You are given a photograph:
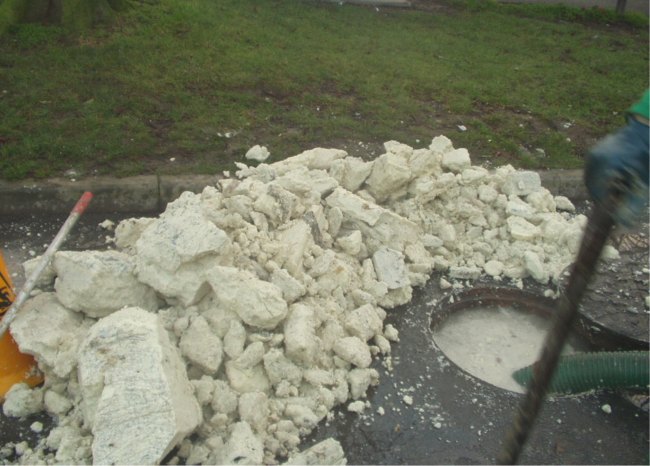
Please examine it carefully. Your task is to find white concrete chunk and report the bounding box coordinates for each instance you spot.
[334,157,373,192]
[225,361,271,394]
[211,380,239,415]
[284,304,319,366]
[285,438,347,465]
[554,195,576,212]
[333,337,372,368]
[2,383,43,418]
[276,220,313,276]
[347,368,379,400]
[179,315,223,374]
[478,184,498,204]
[372,247,409,289]
[506,198,535,220]
[441,148,471,173]
[44,390,73,416]
[263,348,303,386]
[10,292,88,378]
[78,307,201,465]
[274,148,347,175]
[114,217,155,251]
[461,167,488,184]
[223,320,247,359]
[429,135,454,154]
[220,422,264,465]
[207,266,288,330]
[54,250,158,318]
[507,216,541,241]
[326,187,384,225]
[524,251,548,283]
[271,267,307,303]
[245,145,270,162]
[239,392,269,433]
[136,200,232,305]
[484,260,504,277]
[449,266,482,280]
[344,304,383,341]
[502,171,542,196]
[365,152,412,202]
[336,230,362,256]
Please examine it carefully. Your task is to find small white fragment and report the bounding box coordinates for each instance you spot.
[601,404,612,414]
[384,324,399,342]
[99,219,115,230]
[403,395,413,406]
[245,145,270,162]
[30,421,44,433]
[347,401,366,413]
[2,383,43,418]
[554,196,575,212]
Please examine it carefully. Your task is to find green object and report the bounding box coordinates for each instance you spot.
[513,351,650,394]
[629,89,650,120]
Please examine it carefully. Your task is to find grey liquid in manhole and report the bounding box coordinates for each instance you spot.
[432,306,590,393]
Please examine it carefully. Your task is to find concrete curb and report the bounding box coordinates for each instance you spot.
[0,170,588,216]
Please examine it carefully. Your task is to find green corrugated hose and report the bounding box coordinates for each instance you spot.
[513,351,650,394]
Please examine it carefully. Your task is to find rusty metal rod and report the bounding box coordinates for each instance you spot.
[497,191,619,464]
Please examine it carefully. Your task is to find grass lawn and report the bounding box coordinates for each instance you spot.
[0,0,647,180]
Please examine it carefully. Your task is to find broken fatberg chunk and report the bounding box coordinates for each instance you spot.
[207,265,288,329]
[77,307,201,465]
[285,438,347,465]
[53,250,159,318]
[135,193,233,306]
[10,292,89,378]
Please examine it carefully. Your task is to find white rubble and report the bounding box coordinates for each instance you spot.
[77,307,201,465]
[2,383,43,418]
[365,150,411,202]
[372,247,409,290]
[10,293,90,378]
[4,136,606,465]
[179,315,223,374]
[114,217,155,250]
[207,266,288,329]
[285,438,346,465]
[441,148,471,173]
[219,422,264,465]
[135,194,233,306]
[245,144,270,162]
[554,195,575,212]
[53,250,158,318]
[501,170,542,196]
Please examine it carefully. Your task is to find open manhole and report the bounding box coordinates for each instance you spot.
[430,287,643,394]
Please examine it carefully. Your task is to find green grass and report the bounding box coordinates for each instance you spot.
[0,0,647,180]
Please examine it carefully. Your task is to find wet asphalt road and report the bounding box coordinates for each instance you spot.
[1,210,648,464]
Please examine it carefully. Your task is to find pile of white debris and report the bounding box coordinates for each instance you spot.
[1,136,616,465]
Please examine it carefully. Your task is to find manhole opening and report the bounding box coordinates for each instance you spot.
[430,287,639,394]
